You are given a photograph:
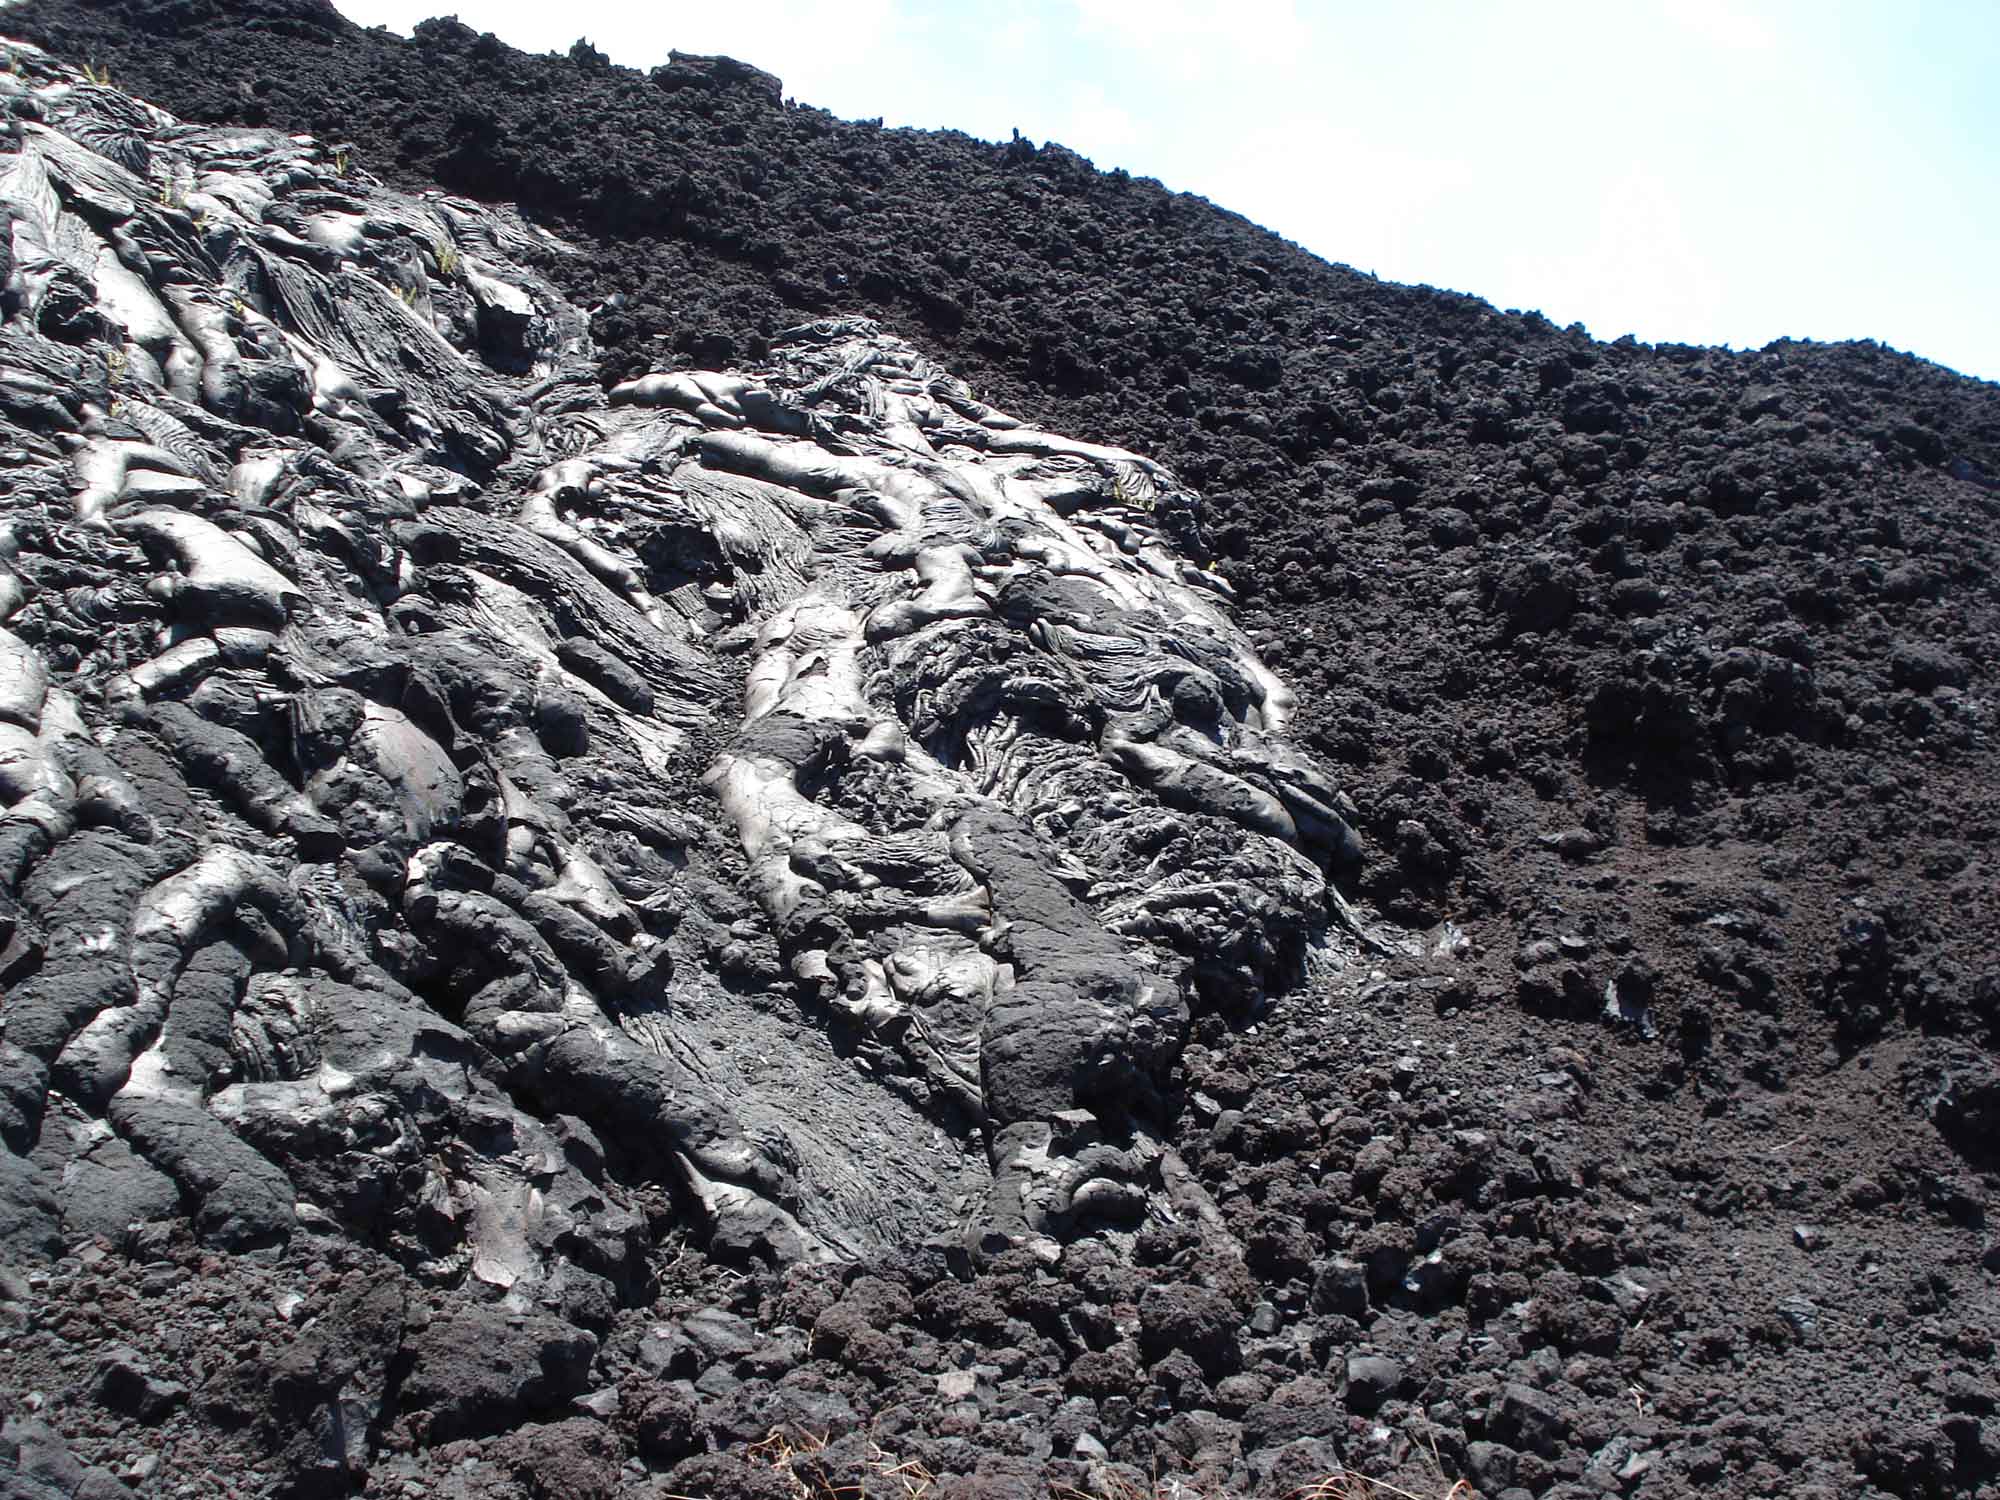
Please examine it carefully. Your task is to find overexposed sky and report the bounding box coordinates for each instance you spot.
[334,0,1999,383]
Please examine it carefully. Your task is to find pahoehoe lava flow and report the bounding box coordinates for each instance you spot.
[0,6,1998,1500]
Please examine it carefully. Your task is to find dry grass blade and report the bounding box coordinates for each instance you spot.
[1045,1470,1476,1500]
[660,1426,942,1500]
[867,1438,938,1500]
[1287,1476,1475,1500]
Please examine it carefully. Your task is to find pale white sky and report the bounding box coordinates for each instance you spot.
[335,0,1999,383]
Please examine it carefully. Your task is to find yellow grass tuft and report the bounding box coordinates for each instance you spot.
[665,1429,1472,1500]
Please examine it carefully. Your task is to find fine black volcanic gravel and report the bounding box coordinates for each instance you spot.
[4,4,1998,1498]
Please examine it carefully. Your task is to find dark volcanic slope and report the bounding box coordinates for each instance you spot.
[4,3,2000,1499]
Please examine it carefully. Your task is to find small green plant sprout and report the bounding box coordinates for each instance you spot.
[430,234,460,279]
[81,61,112,86]
[331,146,350,176]
[103,346,128,386]
[395,283,420,308]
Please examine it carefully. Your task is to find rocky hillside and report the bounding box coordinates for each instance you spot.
[1,5,1997,1500]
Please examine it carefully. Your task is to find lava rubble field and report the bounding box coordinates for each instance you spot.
[0,5,1996,1500]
